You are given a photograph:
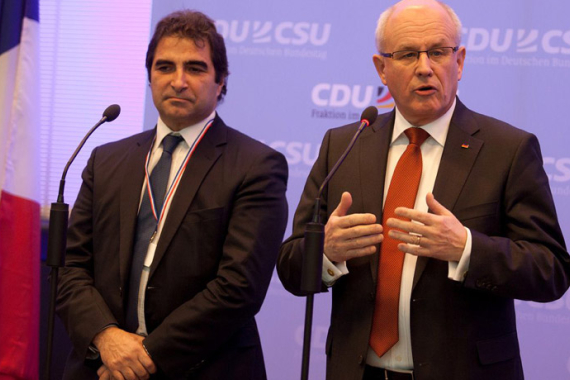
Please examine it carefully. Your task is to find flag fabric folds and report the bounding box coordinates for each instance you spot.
[0,0,41,379]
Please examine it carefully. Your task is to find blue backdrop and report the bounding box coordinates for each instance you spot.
[142,1,570,379]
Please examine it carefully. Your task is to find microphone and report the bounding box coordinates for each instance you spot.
[299,106,378,380]
[57,104,121,202]
[103,103,121,122]
[313,106,378,217]
[44,104,121,380]
[302,105,378,292]
[48,103,121,268]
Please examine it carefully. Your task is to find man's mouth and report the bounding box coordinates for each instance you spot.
[166,96,193,103]
[414,85,436,95]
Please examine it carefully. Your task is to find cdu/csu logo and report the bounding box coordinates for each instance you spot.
[463,27,570,54]
[311,83,394,111]
[216,20,332,46]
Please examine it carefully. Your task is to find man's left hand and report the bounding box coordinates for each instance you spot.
[386,193,466,262]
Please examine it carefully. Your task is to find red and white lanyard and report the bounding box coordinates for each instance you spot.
[143,118,214,229]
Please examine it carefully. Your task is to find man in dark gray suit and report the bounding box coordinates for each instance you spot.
[278,1,570,379]
[57,10,288,380]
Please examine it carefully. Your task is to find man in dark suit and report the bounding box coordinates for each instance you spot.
[277,0,570,379]
[56,10,288,380]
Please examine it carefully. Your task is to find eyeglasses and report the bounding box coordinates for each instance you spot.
[380,46,458,64]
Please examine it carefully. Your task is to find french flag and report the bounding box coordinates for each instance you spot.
[0,1,41,379]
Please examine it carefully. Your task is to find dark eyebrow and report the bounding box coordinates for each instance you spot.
[153,59,209,70]
[154,59,174,67]
[184,60,208,70]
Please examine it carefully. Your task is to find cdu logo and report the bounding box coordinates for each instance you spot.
[311,83,394,109]
[463,27,570,54]
[216,20,332,46]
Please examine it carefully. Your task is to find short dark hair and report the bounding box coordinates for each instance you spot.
[146,10,229,101]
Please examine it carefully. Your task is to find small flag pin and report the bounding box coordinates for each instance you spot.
[461,143,469,149]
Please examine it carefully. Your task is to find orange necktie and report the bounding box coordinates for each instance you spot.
[369,127,430,357]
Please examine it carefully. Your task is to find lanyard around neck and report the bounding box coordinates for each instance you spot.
[143,118,214,225]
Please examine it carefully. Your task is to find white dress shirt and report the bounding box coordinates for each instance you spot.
[134,110,216,336]
[321,99,473,370]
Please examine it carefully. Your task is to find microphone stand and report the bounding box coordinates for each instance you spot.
[43,105,120,380]
[300,107,376,380]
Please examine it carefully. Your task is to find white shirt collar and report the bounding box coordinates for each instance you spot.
[392,97,457,147]
[154,110,217,150]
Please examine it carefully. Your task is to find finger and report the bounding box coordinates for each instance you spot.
[426,192,451,216]
[335,213,379,229]
[389,230,424,246]
[330,192,352,217]
[326,228,382,253]
[140,356,157,375]
[130,362,150,380]
[348,232,384,250]
[98,366,111,380]
[393,207,433,225]
[344,244,379,258]
[337,221,383,238]
[386,217,427,236]
[396,242,431,257]
[110,370,126,380]
[120,367,140,380]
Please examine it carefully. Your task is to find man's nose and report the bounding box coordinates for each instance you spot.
[171,69,188,91]
[415,52,434,77]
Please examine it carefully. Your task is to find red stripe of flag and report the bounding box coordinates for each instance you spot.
[0,191,40,380]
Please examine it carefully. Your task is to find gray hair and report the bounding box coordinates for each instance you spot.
[375,0,462,52]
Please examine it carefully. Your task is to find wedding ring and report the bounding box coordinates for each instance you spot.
[415,236,421,246]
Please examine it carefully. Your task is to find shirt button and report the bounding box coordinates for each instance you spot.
[396,355,402,362]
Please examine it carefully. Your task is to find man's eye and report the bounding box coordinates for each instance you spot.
[430,50,444,57]
[188,66,206,73]
[156,65,172,72]
[398,52,417,59]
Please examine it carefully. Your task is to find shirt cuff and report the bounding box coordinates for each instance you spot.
[448,227,472,282]
[322,254,349,286]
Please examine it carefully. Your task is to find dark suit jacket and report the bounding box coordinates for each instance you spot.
[56,115,288,379]
[277,99,570,380]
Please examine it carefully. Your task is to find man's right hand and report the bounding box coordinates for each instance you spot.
[93,326,156,380]
[324,192,383,263]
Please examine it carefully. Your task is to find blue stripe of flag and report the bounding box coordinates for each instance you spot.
[0,0,39,56]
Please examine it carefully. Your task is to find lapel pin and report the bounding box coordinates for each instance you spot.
[461,143,469,149]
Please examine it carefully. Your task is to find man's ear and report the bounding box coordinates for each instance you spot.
[373,55,388,86]
[456,46,466,81]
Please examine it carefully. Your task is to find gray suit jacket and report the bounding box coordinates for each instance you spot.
[278,99,570,380]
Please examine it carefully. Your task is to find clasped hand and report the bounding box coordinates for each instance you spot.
[93,326,157,380]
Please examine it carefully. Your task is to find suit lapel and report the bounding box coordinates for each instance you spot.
[412,99,483,291]
[119,130,155,290]
[362,111,394,284]
[148,116,226,279]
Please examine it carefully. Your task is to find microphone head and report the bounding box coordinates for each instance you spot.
[360,106,378,126]
[103,104,121,122]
